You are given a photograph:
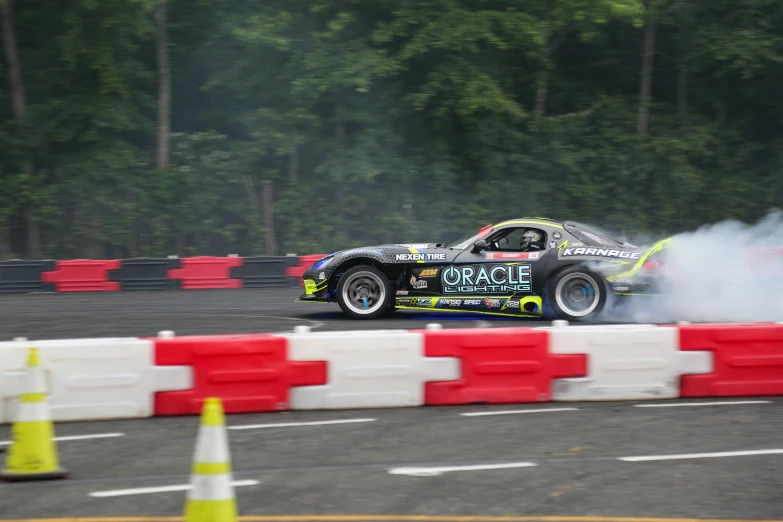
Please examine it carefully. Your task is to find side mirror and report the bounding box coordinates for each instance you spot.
[472,239,488,253]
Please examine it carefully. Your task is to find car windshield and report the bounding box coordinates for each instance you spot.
[443,225,494,249]
[566,221,628,247]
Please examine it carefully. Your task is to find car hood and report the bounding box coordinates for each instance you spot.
[331,242,445,255]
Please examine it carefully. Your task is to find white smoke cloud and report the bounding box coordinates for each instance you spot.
[603,209,783,323]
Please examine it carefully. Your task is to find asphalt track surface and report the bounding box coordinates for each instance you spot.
[0,289,782,521]
[0,287,557,340]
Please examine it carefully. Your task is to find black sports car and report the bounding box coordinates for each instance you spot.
[297,217,671,321]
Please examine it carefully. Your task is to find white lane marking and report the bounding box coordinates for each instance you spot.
[460,408,578,417]
[388,462,538,476]
[89,479,260,498]
[0,432,124,446]
[619,449,783,462]
[228,418,377,430]
[634,400,772,408]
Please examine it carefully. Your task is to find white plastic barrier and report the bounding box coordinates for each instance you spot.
[277,328,460,409]
[538,324,713,401]
[0,337,192,423]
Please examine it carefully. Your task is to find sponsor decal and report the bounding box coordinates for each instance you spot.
[410,276,428,289]
[418,268,439,277]
[342,248,382,256]
[485,251,539,260]
[396,290,408,295]
[395,253,447,262]
[553,231,561,239]
[614,286,630,292]
[560,247,641,260]
[441,264,532,294]
[548,241,557,249]
[397,298,431,307]
[463,299,482,306]
[304,279,317,294]
[484,298,502,308]
[505,299,519,309]
[438,298,462,308]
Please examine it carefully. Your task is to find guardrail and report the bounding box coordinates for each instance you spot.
[1,321,781,424]
[0,254,326,293]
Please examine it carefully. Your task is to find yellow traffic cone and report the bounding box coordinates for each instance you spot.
[0,347,68,482]
[184,397,237,522]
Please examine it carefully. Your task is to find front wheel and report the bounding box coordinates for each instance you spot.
[335,265,394,319]
[546,266,607,322]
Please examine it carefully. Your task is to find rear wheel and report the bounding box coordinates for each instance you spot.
[336,265,394,319]
[546,266,607,322]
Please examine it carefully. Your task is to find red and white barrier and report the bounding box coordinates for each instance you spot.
[281,327,460,409]
[0,321,782,423]
[540,323,713,401]
[0,337,192,423]
[677,322,783,397]
[420,326,585,404]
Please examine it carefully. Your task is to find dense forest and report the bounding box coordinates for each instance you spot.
[1,0,782,260]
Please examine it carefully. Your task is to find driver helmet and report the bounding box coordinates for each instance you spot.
[520,229,543,251]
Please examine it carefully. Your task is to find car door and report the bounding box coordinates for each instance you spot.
[443,226,557,300]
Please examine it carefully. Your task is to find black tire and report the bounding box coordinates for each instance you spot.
[336,265,395,319]
[545,265,607,322]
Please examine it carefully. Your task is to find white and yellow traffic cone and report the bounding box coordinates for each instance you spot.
[0,347,68,482]
[184,397,237,522]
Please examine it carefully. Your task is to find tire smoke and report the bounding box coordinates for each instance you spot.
[605,209,783,323]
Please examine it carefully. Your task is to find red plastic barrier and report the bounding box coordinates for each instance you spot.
[678,322,783,397]
[41,259,121,292]
[286,254,327,286]
[167,256,243,289]
[421,327,587,404]
[152,334,327,415]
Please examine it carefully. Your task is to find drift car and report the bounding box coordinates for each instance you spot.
[297,217,671,321]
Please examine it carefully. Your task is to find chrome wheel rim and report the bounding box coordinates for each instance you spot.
[555,273,601,317]
[342,272,386,315]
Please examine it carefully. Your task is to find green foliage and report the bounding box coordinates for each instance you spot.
[1,0,782,258]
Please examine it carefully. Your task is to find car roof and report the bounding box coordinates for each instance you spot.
[494,217,565,228]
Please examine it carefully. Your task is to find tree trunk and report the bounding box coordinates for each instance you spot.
[0,230,9,259]
[155,0,171,170]
[677,65,688,116]
[1,2,25,119]
[289,142,299,183]
[676,0,689,116]
[261,180,276,256]
[637,14,657,139]
[334,103,346,222]
[534,0,550,121]
[534,59,549,119]
[21,163,39,258]
[535,26,574,121]
[243,176,264,254]
[130,185,140,256]
[176,234,185,256]
[715,102,726,126]
[1,0,41,259]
